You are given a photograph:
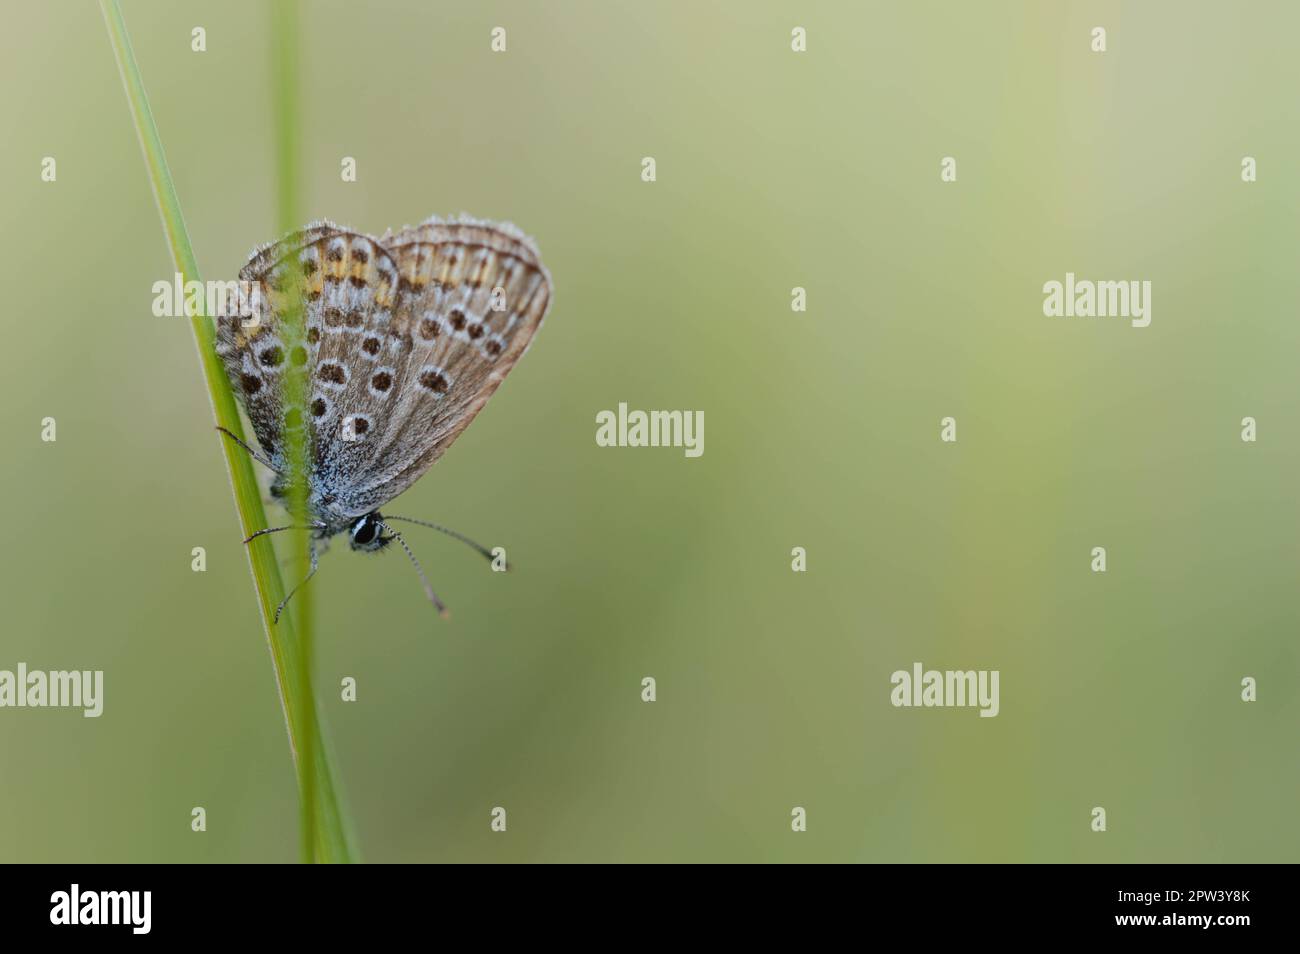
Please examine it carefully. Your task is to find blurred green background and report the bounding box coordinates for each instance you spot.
[2,0,1298,862]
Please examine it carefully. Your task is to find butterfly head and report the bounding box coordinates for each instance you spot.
[349,512,392,553]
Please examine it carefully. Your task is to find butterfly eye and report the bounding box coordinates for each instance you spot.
[351,517,379,548]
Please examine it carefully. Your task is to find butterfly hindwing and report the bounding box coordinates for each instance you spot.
[216,222,402,471]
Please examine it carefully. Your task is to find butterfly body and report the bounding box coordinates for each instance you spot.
[263,479,386,549]
[216,215,551,618]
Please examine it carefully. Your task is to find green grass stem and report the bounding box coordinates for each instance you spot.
[101,0,356,863]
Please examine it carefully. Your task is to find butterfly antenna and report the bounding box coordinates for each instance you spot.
[244,523,325,544]
[379,523,450,619]
[383,515,503,568]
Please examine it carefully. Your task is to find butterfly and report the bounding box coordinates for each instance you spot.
[214,214,552,622]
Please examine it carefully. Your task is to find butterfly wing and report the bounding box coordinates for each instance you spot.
[339,215,552,515]
[216,215,551,520]
[215,221,404,478]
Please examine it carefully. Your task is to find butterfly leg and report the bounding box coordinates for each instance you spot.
[276,534,330,570]
[216,426,279,472]
[244,523,326,544]
[273,540,320,625]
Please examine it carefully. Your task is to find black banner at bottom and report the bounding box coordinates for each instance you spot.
[1,863,1282,940]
